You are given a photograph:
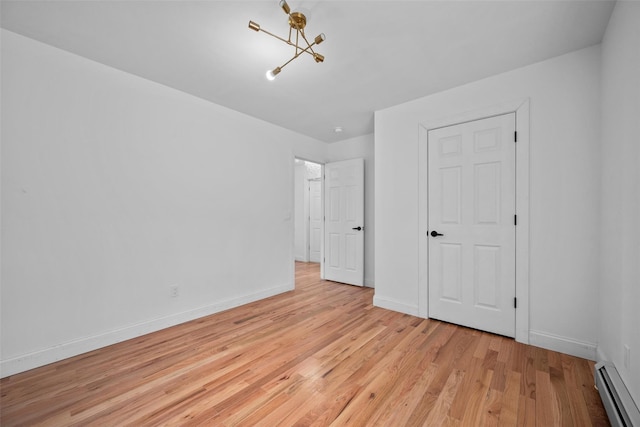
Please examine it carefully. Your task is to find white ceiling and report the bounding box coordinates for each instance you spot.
[1,0,615,143]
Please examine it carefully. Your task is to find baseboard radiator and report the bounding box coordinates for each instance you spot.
[595,361,640,426]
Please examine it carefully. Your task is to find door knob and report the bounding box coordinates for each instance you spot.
[430,230,444,237]
[352,226,362,231]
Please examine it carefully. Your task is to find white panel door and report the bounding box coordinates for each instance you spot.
[428,113,516,337]
[324,158,364,286]
[309,180,322,263]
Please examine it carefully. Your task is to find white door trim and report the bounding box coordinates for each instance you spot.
[292,157,325,279]
[418,98,530,344]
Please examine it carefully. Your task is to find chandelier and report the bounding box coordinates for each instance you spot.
[248,0,325,80]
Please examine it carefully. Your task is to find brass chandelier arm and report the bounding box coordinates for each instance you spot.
[298,30,319,57]
[255,26,321,61]
[276,38,322,71]
[248,0,325,79]
[256,27,292,47]
[294,27,300,55]
[291,36,324,63]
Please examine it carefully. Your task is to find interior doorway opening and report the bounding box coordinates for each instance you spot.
[294,158,323,264]
[417,98,530,344]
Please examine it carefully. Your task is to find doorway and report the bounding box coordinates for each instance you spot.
[426,113,516,337]
[294,159,322,263]
[293,157,365,288]
[418,99,531,344]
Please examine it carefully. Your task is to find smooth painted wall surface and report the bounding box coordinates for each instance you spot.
[328,134,375,287]
[375,45,601,358]
[599,0,640,405]
[0,30,327,376]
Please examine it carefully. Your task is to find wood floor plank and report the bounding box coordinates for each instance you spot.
[499,370,521,426]
[422,368,465,426]
[0,262,610,426]
[517,395,537,427]
[561,354,597,426]
[535,368,561,426]
[480,388,503,427]
[458,359,494,425]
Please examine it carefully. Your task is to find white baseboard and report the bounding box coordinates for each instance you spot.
[529,330,597,360]
[596,346,610,364]
[0,283,293,378]
[373,295,419,316]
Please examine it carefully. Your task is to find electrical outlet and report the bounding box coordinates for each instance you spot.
[624,345,631,369]
[169,285,179,298]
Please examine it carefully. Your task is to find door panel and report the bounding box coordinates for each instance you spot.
[309,180,322,263]
[428,113,516,337]
[441,167,461,224]
[329,233,340,267]
[474,245,500,308]
[324,158,364,286]
[329,187,340,220]
[440,243,462,302]
[474,162,500,224]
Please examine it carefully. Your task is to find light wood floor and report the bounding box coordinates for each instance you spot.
[1,262,609,426]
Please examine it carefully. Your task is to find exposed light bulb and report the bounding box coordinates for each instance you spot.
[279,0,290,15]
[266,67,281,81]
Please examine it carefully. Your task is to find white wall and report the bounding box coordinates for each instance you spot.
[0,30,327,376]
[599,0,640,405]
[328,134,375,287]
[375,45,602,359]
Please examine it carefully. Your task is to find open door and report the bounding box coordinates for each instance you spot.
[324,158,364,286]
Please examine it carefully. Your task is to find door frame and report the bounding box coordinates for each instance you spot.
[292,157,325,279]
[418,99,530,344]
